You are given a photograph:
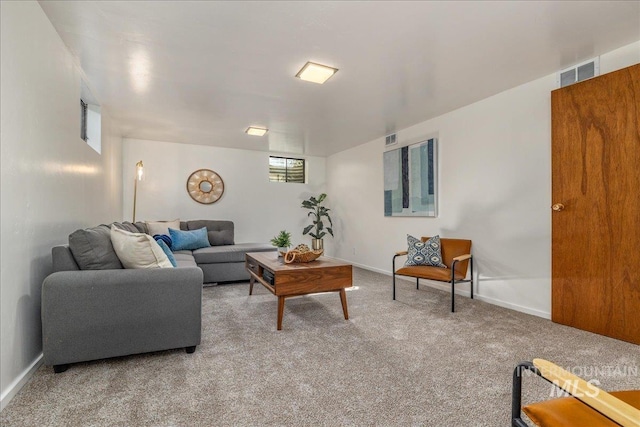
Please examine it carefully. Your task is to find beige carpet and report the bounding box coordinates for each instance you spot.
[2,268,638,426]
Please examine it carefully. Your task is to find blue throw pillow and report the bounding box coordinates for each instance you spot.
[405,234,447,268]
[155,239,177,267]
[169,227,211,251]
[153,234,172,248]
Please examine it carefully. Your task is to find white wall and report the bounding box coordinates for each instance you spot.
[0,2,123,410]
[122,139,326,244]
[326,41,640,318]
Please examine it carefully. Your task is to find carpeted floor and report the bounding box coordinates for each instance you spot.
[1,267,638,426]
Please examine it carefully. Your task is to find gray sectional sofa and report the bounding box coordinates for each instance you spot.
[42,219,275,373]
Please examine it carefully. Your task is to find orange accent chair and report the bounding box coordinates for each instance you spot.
[392,237,473,312]
[512,359,640,427]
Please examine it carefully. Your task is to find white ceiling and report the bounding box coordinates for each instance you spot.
[39,1,640,157]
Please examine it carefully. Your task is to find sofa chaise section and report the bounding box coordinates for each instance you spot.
[43,241,203,373]
[42,267,203,371]
[193,242,276,283]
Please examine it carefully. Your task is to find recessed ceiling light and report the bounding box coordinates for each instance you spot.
[245,126,268,136]
[295,61,338,84]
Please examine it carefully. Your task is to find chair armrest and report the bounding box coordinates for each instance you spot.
[533,359,640,427]
[452,254,471,262]
[395,250,408,256]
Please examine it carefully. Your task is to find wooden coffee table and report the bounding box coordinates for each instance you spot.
[245,252,353,330]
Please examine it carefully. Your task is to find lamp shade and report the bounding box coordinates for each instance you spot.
[136,161,144,181]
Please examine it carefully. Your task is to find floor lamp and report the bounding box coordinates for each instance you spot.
[132,160,144,222]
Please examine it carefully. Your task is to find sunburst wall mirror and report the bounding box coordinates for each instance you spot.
[186,169,224,204]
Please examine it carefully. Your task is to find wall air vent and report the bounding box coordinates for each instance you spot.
[385,133,397,146]
[557,57,600,88]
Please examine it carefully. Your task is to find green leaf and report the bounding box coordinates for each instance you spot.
[301,193,335,240]
[270,230,292,247]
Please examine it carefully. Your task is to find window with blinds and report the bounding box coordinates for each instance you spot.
[269,156,306,183]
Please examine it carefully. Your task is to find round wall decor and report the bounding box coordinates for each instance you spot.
[186,169,224,204]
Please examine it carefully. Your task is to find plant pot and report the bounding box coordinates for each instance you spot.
[311,239,323,251]
[277,247,288,258]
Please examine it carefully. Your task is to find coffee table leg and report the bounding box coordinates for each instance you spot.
[339,289,349,320]
[277,296,285,330]
[249,276,254,295]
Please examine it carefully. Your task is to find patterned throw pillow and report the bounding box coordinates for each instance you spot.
[405,234,447,268]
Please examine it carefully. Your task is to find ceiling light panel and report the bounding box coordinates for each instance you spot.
[295,61,338,84]
[246,126,268,136]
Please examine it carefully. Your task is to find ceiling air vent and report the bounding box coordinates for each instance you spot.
[557,57,600,88]
[385,133,397,146]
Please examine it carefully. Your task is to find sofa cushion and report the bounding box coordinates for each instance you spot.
[186,220,234,245]
[110,227,173,269]
[68,225,123,270]
[111,221,140,233]
[146,219,180,236]
[207,230,234,246]
[173,253,198,268]
[169,227,211,251]
[192,243,275,264]
[52,245,80,272]
[133,221,148,234]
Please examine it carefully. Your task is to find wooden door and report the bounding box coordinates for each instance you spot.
[551,64,640,345]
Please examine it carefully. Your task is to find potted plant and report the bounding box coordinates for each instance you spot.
[301,193,333,250]
[270,230,292,257]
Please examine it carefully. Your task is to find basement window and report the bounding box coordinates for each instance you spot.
[80,100,88,141]
[269,156,306,183]
[80,80,102,154]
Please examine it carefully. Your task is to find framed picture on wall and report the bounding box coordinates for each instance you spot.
[383,138,437,217]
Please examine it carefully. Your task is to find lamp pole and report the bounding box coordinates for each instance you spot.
[133,160,144,222]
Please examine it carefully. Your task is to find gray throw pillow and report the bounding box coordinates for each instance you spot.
[111,221,140,233]
[68,225,123,270]
[133,221,149,234]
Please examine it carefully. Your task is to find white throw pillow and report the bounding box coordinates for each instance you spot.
[146,219,180,236]
[110,226,173,269]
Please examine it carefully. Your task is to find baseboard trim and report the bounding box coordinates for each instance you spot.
[332,257,551,319]
[473,294,551,319]
[0,353,43,412]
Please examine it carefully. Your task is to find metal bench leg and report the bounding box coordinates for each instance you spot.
[393,271,396,300]
[416,277,419,289]
[470,256,474,299]
[451,280,455,312]
[392,254,401,300]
